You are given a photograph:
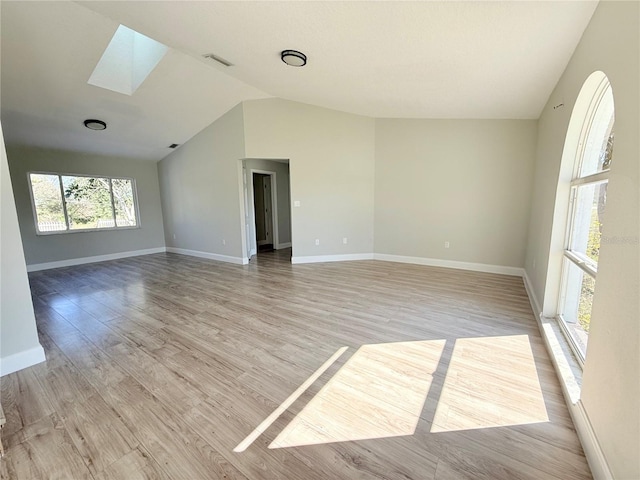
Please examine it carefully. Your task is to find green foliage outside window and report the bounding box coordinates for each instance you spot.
[30,174,65,225]
[64,177,113,228]
[30,173,137,232]
[579,209,602,333]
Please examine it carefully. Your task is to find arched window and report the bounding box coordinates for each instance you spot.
[558,72,614,361]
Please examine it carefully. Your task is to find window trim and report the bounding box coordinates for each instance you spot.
[28,171,141,235]
[556,75,613,365]
[563,250,597,278]
[557,311,586,369]
[563,177,608,275]
[570,170,609,187]
[573,76,610,178]
[557,256,592,369]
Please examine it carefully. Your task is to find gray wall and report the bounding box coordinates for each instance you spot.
[374,119,536,268]
[1,124,44,374]
[158,103,246,259]
[6,145,165,266]
[243,99,375,259]
[524,1,639,477]
[244,158,291,253]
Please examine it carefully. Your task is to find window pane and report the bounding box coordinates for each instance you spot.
[112,178,137,227]
[30,174,66,232]
[62,176,114,229]
[579,85,614,177]
[569,181,607,265]
[560,259,595,358]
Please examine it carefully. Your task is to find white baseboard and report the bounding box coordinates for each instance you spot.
[275,242,292,250]
[536,315,612,479]
[373,253,524,277]
[0,345,46,377]
[27,247,167,272]
[291,253,374,264]
[523,271,612,480]
[522,269,542,317]
[167,247,248,265]
[291,252,524,276]
[572,400,613,480]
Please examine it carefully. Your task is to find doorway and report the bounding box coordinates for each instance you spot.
[242,160,292,260]
[241,158,291,261]
[253,173,274,252]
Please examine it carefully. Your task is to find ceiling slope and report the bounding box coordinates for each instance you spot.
[1,1,270,161]
[1,1,598,161]
[79,1,598,119]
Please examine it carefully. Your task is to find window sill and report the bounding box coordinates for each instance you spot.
[35,225,140,236]
[539,314,583,404]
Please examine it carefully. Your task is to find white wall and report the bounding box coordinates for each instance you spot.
[6,145,166,267]
[0,124,45,376]
[524,2,639,478]
[158,103,247,261]
[375,119,536,269]
[244,158,291,253]
[243,99,375,259]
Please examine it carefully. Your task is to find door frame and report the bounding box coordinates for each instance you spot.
[248,169,279,255]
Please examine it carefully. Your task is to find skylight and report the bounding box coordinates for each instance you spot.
[88,25,168,96]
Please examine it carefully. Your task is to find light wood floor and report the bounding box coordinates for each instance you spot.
[1,250,592,480]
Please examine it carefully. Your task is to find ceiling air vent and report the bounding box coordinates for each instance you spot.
[202,53,233,67]
[168,143,180,149]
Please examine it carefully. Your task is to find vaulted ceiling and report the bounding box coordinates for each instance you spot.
[1,1,598,161]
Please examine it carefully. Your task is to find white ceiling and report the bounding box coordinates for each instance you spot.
[1,1,598,162]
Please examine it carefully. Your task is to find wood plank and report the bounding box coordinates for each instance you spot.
[0,368,55,437]
[101,376,248,480]
[0,250,592,480]
[94,445,173,480]
[1,414,93,480]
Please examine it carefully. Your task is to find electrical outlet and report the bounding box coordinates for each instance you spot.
[222,239,226,246]
[444,241,450,249]
[343,237,348,244]
[294,200,301,207]
[173,234,176,240]
[315,239,320,246]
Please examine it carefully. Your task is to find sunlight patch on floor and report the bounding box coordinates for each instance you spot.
[234,346,348,452]
[269,340,446,448]
[430,335,548,433]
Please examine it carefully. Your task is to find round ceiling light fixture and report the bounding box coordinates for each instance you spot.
[84,119,107,131]
[281,50,307,67]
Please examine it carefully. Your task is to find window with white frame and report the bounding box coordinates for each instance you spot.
[558,76,614,361]
[28,173,139,234]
